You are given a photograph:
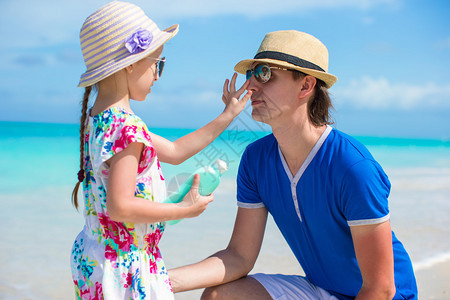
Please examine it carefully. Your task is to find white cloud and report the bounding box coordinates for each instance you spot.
[149,88,222,108]
[364,42,397,53]
[334,76,450,110]
[145,0,400,17]
[0,0,400,49]
[0,1,92,49]
[436,37,450,50]
[137,0,400,18]
[361,16,375,25]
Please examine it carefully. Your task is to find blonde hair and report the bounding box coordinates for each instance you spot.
[71,86,92,210]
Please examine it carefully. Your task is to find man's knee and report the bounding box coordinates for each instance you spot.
[200,277,271,300]
[201,285,222,300]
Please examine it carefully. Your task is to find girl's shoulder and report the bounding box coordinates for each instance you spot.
[91,107,143,123]
[87,107,155,175]
[89,107,149,139]
[92,107,146,127]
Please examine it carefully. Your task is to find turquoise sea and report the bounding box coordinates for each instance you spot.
[1,121,450,299]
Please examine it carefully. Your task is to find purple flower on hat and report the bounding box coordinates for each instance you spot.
[125,28,153,54]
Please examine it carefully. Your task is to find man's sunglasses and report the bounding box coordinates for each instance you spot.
[246,63,290,83]
[148,57,165,77]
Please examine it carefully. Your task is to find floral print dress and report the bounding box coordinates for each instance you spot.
[71,107,173,300]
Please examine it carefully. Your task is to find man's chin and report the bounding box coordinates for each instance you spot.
[251,112,270,125]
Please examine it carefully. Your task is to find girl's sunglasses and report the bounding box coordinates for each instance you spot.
[149,57,165,77]
[246,63,290,83]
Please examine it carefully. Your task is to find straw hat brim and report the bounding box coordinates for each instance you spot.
[234,58,338,88]
[78,24,179,88]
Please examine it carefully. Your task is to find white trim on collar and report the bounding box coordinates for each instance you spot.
[278,125,332,181]
[277,125,333,222]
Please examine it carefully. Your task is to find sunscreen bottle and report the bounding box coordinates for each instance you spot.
[165,159,228,225]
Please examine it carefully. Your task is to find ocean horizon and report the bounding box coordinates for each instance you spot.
[1,120,449,299]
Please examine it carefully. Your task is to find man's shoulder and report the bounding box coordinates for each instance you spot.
[325,128,384,178]
[247,132,276,150]
[327,128,373,160]
[241,133,276,165]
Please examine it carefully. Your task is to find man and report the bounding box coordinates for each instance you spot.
[169,30,417,300]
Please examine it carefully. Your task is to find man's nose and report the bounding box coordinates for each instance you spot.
[246,75,260,93]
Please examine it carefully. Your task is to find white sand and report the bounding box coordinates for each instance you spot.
[415,259,450,300]
[170,216,450,300]
[173,261,450,300]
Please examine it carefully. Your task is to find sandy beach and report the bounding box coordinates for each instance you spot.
[0,185,448,300]
[0,253,448,299]
[415,259,450,300]
[171,263,450,300]
[1,124,450,299]
[165,209,450,300]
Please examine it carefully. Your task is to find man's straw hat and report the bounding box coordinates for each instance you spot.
[234,30,337,88]
[78,1,178,87]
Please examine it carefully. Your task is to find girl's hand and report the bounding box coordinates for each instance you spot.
[178,174,214,218]
[222,73,252,118]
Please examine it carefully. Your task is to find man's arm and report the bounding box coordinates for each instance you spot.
[169,206,268,292]
[350,220,396,300]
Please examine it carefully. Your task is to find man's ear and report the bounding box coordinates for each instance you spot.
[298,75,317,99]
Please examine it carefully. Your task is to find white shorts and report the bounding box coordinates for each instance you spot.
[250,273,339,300]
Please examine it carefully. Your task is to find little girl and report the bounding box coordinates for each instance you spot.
[70,1,251,299]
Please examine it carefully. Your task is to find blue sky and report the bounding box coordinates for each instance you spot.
[0,0,449,139]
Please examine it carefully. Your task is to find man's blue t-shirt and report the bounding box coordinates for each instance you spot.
[237,126,417,299]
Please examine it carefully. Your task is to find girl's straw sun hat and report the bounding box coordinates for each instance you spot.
[78,1,178,87]
[234,30,338,88]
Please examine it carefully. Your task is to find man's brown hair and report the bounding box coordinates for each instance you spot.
[293,71,334,126]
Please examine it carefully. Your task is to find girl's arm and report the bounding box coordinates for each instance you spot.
[150,74,252,165]
[169,207,268,292]
[106,142,213,223]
